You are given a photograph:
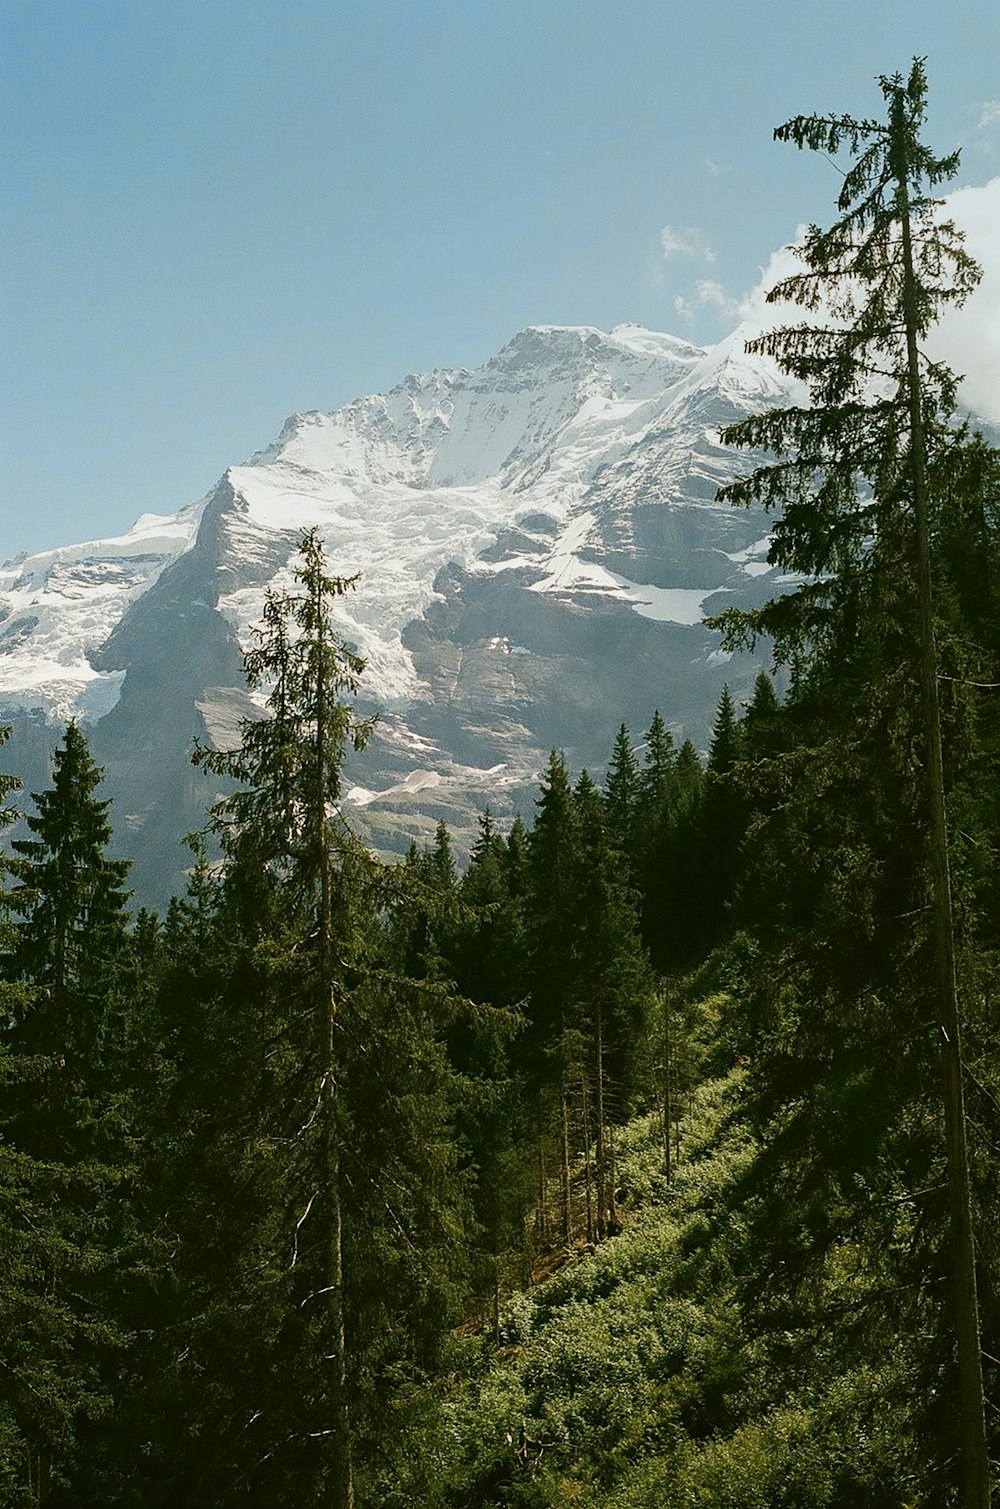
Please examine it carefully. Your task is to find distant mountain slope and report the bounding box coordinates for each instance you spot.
[0,323,793,907]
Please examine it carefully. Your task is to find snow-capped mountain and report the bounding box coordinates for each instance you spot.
[1,322,791,905]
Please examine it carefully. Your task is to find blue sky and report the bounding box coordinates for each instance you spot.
[2,0,999,558]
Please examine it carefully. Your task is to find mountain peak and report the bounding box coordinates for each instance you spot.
[487,322,703,377]
[1,316,795,903]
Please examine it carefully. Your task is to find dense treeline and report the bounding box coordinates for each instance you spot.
[1,60,998,1508]
[0,649,746,1503]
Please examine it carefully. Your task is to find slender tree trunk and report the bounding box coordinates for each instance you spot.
[608,1121,619,1231]
[537,1092,549,1249]
[581,1070,594,1244]
[663,989,673,1186]
[492,1264,501,1347]
[560,1087,572,1247]
[595,1009,607,1241]
[675,1082,681,1172]
[27,1443,50,1504]
[897,140,991,1509]
[323,1035,353,1509]
[315,583,354,1509]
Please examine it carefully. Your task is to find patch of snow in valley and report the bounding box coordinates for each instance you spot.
[605,574,722,625]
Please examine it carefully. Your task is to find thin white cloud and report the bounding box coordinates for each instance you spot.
[978,100,1000,129]
[726,179,1000,426]
[673,279,739,323]
[733,236,811,331]
[660,225,716,263]
[704,158,724,178]
[928,178,1000,424]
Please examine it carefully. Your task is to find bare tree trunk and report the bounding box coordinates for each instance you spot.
[27,1443,50,1504]
[537,1093,549,1249]
[595,1008,607,1241]
[560,1089,572,1247]
[663,989,673,1186]
[492,1268,501,1347]
[315,580,354,1509]
[323,1039,353,1509]
[607,1121,619,1231]
[896,137,991,1509]
[581,1070,594,1244]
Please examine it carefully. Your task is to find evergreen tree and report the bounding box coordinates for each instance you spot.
[513,754,657,1253]
[526,752,581,1246]
[0,729,46,1504]
[634,720,705,973]
[455,809,527,1013]
[638,709,676,817]
[191,530,470,1506]
[572,768,652,1238]
[711,62,993,1502]
[740,671,781,762]
[430,818,457,889]
[526,753,580,1055]
[1,724,138,1504]
[392,823,461,983]
[604,723,640,857]
[693,685,748,952]
[447,814,534,1333]
[673,738,703,807]
[119,839,302,1508]
[503,814,530,902]
[9,722,130,1085]
[193,530,375,1506]
[706,685,740,779]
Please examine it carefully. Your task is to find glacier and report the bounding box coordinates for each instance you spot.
[0,324,771,726]
[0,321,791,905]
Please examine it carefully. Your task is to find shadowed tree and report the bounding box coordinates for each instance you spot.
[194,529,374,1508]
[1,724,137,1504]
[710,61,991,1504]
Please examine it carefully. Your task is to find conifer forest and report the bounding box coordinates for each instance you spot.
[2,63,999,1507]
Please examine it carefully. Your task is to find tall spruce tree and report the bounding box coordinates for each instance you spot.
[446,812,534,1332]
[526,752,581,1246]
[695,685,747,950]
[638,710,676,816]
[711,61,992,1504]
[126,839,300,1508]
[1,724,137,1504]
[9,722,130,1079]
[194,529,374,1508]
[0,728,44,1504]
[604,723,641,859]
[634,716,705,973]
[572,768,652,1238]
[740,671,781,761]
[192,530,471,1507]
[455,809,528,1014]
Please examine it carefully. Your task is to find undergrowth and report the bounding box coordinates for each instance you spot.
[371,1059,922,1507]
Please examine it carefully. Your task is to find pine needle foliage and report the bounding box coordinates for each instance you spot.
[710,59,980,669]
[708,60,996,1504]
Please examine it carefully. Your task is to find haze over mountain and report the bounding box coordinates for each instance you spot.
[3,320,808,904]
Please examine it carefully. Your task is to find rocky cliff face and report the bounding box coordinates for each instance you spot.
[0,323,792,907]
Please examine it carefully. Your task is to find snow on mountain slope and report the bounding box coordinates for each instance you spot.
[424,324,701,487]
[218,327,717,707]
[0,323,764,728]
[0,503,204,722]
[0,321,798,904]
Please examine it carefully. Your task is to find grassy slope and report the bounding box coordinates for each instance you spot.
[395,1065,919,1509]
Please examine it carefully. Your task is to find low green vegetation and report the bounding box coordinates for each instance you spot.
[425,1066,920,1509]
